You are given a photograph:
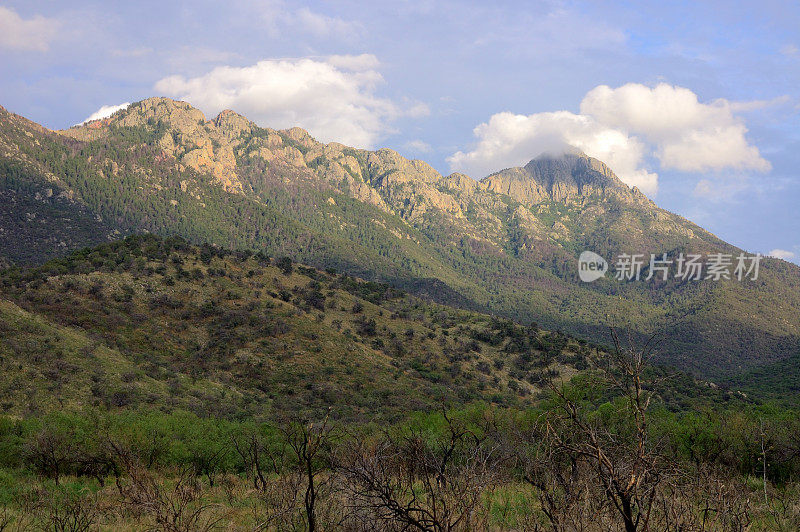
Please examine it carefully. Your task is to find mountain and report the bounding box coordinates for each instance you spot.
[1,97,799,385]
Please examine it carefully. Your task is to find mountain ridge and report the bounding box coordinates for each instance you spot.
[53,97,715,245]
[61,97,654,204]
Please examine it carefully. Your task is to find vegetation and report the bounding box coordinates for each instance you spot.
[0,332,797,529]
[1,235,622,421]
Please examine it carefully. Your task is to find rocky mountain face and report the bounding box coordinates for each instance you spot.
[2,97,800,382]
[484,151,647,204]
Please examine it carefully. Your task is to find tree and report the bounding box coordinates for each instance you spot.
[24,421,81,485]
[282,413,338,532]
[541,328,667,532]
[276,257,293,275]
[340,410,497,531]
[109,440,224,532]
[245,413,340,532]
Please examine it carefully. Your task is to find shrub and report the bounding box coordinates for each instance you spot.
[276,257,293,275]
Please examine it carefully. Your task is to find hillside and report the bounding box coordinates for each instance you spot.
[0,234,600,421]
[0,107,120,265]
[1,98,799,383]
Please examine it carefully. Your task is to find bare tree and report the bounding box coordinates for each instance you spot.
[502,414,608,531]
[280,412,339,532]
[541,328,668,532]
[247,412,342,531]
[0,507,12,532]
[23,426,79,485]
[109,441,224,532]
[26,487,99,532]
[231,427,272,492]
[340,410,498,531]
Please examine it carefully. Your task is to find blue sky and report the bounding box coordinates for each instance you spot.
[1,0,799,262]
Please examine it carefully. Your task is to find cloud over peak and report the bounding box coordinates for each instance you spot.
[448,110,658,194]
[449,83,772,196]
[580,83,771,173]
[77,102,131,126]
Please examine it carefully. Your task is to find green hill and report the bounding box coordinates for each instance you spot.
[2,235,793,531]
[0,235,602,421]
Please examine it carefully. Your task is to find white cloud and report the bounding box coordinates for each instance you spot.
[77,102,131,125]
[155,56,406,148]
[327,53,380,71]
[468,2,626,56]
[768,249,796,261]
[450,82,772,196]
[403,139,432,153]
[447,110,658,195]
[294,7,363,39]
[693,179,715,199]
[692,178,752,201]
[0,6,59,52]
[164,47,240,70]
[580,83,770,173]
[404,100,431,118]
[780,44,799,57]
[253,1,362,40]
[727,95,792,112]
[110,47,153,58]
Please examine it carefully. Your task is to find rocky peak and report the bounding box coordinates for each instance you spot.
[283,127,318,150]
[366,149,442,187]
[62,97,206,142]
[61,98,246,193]
[439,173,478,195]
[213,109,253,140]
[481,150,644,205]
[523,151,622,192]
[119,97,207,132]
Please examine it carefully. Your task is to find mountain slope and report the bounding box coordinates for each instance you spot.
[1,98,799,382]
[0,106,120,264]
[0,235,594,420]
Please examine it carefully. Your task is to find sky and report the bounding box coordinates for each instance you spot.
[1,0,799,263]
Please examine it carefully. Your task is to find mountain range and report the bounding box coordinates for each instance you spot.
[1,97,799,390]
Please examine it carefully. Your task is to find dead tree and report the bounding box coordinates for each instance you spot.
[108,440,224,532]
[339,410,498,531]
[231,427,272,492]
[543,328,667,532]
[286,417,326,532]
